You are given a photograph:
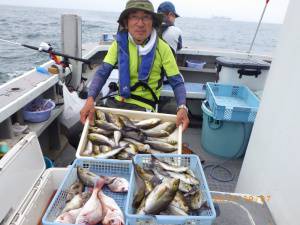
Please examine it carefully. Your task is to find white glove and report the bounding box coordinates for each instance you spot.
[38,42,52,51]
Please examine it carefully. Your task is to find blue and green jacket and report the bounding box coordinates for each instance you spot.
[88,32,186,111]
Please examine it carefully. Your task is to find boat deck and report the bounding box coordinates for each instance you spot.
[183,127,243,193]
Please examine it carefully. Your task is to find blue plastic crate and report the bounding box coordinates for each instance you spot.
[125,154,216,225]
[42,158,132,225]
[206,82,260,122]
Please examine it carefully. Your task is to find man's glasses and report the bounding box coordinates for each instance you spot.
[128,14,153,23]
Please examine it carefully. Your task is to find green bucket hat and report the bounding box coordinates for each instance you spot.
[118,0,163,28]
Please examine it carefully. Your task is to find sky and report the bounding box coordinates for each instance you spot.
[0,0,290,24]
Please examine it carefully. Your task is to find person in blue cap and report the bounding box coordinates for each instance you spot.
[157,1,182,54]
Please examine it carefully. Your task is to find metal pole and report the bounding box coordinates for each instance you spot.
[247,0,270,54]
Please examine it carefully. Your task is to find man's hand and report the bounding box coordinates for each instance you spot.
[80,96,95,125]
[176,108,189,132]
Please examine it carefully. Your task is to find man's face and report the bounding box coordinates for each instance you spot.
[126,10,153,44]
[163,12,176,24]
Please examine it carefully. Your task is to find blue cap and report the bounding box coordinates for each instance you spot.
[157,1,180,18]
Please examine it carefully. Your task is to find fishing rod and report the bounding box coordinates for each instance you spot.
[247,0,270,54]
[0,38,91,65]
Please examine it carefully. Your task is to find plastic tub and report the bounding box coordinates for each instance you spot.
[201,101,253,158]
[23,99,55,123]
[186,60,206,70]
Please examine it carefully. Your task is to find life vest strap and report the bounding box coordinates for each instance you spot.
[130,81,159,110]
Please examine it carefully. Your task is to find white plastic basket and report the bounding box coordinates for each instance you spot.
[76,107,183,160]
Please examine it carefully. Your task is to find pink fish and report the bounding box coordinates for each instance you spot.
[102,209,124,225]
[55,208,81,224]
[98,191,125,225]
[75,178,105,225]
[102,176,129,192]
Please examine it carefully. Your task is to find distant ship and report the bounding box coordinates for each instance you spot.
[211,16,232,21]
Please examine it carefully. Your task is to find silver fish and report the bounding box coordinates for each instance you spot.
[88,133,115,147]
[99,145,112,153]
[124,143,138,155]
[151,155,189,173]
[189,190,205,210]
[178,181,194,193]
[149,149,169,154]
[186,169,197,178]
[144,140,177,152]
[171,191,189,213]
[119,140,130,147]
[82,141,93,156]
[89,126,113,136]
[95,120,120,131]
[66,180,84,202]
[116,151,134,160]
[155,122,176,134]
[142,129,170,138]
[151,166,169,181]
[77,167,100,187]
[147,137,178,145]
[114,130,122,146]
[94,146,126,159]
[136,198,146,215]
[92,145,112,155]
[106,112,124,129]
[62,192,91,213]
[122,130,145,142]
[144,178,179,215]
[95,109,107,121]
[123,138,150,153]
[92,145,100,155]
[167,171,200,185]
[135,164,155,195]
[142,121,177,137]
[134,118,161,129]
[118,114,138,130]
[132,163,146,208]
[135,164,155,181]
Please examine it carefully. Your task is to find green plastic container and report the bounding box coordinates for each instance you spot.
[201,101,253,158]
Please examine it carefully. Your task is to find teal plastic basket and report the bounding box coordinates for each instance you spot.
[125,154,216,225]
[206,82,259,122]
[42,158,132,225]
